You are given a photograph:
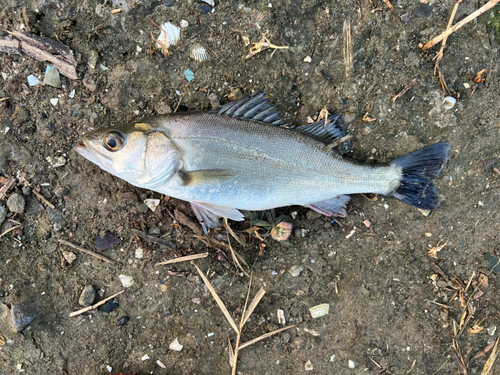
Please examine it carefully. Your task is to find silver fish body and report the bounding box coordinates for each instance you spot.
[75,91,450,232]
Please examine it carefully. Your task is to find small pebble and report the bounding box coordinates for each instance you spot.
[11,296,42,332]
[101,299,119,313]
[228,88,243,102]
[208,92,220,109]
[7,193,25,214]
[21,186,31,196]
[348,360,355,369]
[117,316,129,326]
[0,205,7,226]
[78,285,96,307]
[148,226,161,235]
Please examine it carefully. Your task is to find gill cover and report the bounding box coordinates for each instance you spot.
[140,131,182,188]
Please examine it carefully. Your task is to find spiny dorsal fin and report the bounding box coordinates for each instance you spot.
[288,114,351,154]
[210,89,285,125]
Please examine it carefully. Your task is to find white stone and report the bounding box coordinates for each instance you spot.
[119,275,134,288]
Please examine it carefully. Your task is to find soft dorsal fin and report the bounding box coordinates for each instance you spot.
[288,114,346,144]
[210,90,285,125]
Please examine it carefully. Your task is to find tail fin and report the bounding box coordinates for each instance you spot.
[389,142,450,210]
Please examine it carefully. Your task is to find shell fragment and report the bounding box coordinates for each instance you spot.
[309,303,330,318]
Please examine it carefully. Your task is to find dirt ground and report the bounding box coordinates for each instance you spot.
[1,0,500,374]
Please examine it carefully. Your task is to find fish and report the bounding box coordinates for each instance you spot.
[74,90,450,233]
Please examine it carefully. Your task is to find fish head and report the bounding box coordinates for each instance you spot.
[74,122,182,188]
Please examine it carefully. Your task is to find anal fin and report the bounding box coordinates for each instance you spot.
[190,202,244,234]
[304,195,350,217]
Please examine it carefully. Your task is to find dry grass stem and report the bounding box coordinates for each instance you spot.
[69,290,124,317]
[343,19,352,77]
[392,79,416,102]
[239,325,296,350]
[156,253,208,265]
[245,32,289,59]
[382,0,394,10]
[241,288,266,327]
[32,189,55,209]
[149,18,170,56]
[193,263,239,334]
[425,299,451,310]
[423,0,500,50]
[225,231,250,277]
[228,338,235,367]
[59,239,116,264]
[0,225,21,239]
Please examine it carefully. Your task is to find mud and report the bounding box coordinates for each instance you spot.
[1,0,499,374]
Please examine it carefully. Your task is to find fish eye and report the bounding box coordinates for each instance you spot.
[104,131,124,152]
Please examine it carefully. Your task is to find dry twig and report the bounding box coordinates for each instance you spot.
[59,239,116,264]
[69,290,124,317]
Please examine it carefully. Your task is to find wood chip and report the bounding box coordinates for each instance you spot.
[130,228,174,249]
[0,176,17,200]
[174,208,203,235]
[7,30,78,79]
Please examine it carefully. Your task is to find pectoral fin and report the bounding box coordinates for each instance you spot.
[304,195,350,217]
[190,202,244,234]
[179,169,236,186]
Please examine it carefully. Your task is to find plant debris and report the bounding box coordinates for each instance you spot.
[94,232,121,251]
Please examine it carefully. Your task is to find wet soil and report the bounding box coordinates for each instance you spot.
[1,0,500,374]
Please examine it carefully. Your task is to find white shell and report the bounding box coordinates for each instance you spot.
[27,75,39,86]
[144,198,160,212]
[46,156,66,167]
[190,43,208,62]
[169,338,183,351]
[119,274,134,288]
[443,96,456,110]
[202,0,215,6]
[288,265,303,277]
[309,303,330,318]
[135,247,144,259]
[44,64,61,88]
[156,22,180,49]
[305,360,313,371]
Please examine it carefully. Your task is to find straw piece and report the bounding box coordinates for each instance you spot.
[69,290,124,317]
[193,263,239,334]
[156,252,208,266]
[241,288,265,327]
[422,0,500,50]
[0,225,21,239]
[239,325,296,350]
